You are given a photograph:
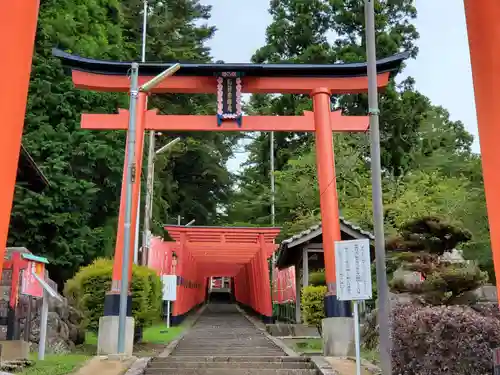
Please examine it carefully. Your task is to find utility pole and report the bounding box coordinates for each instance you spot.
[364,1,392,374]
[270,131,275,227]
[141,0,155,266]
[134,0,149,265]
[270,131,276,309]
[118,62,139,354]
[117,62,180,353]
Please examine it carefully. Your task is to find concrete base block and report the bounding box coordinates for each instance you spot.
[266,324,320,337]
[98,316,135,356]
[0,340,29,360]
[321,317,355,357]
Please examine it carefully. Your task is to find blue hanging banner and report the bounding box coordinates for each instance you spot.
[216,72,243,127]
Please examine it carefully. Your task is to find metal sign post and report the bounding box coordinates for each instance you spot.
[162,275,177,328]
[30,271,62,360]
[493,347,500,375]
[335,239,372,375]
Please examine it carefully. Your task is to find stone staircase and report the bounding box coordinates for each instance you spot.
[144,303,318,375]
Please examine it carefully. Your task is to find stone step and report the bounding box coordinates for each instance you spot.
[149,362,314,369]
[145,369,318,375]
[152,356,310,363]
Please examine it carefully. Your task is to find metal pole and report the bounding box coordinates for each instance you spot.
[364,1,392,373]
[118,62,139,354]
[178,215,181,225]
[270,131,275,227]
[166,301,170,328]
[142,130,155,265]
[270,131,276,311]
[354,301,361,375]
[38,291,48,360]
[134,194,141,264]
[141,0,148,63]
[140,0,152,266]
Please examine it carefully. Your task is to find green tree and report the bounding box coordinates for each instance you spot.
[9,0,237,286]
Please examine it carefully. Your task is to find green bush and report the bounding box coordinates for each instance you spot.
[64,258,162,332]
[301,285,326,333]
[309,270,326,286]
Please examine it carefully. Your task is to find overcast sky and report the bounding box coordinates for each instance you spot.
[202,0,478,172]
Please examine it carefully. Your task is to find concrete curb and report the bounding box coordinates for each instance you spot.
[122,357,151,375]
[235,305,301,358]
[158,303,207,358]
[310,356,339,375]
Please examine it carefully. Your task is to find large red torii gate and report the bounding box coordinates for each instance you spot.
[163,226,280,323]
[3,0,500,351]
[50,47,406,322]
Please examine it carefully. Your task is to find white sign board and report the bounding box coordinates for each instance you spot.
[334,239,372,301]
[162,275,177,301]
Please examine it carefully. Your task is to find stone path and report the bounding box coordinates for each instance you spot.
[144,303,318,374]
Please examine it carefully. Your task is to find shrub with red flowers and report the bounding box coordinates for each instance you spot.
[392,303,500,375]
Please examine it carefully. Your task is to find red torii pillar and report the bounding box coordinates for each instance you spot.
[0,2,40,275]
[464,0,500,290]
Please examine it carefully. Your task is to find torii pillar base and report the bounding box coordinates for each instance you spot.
[97,316,134,356]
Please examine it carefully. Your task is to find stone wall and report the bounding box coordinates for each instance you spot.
[18,280,85,354]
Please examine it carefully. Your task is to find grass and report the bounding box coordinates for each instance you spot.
[142,323,185,344]
[361,348,380,364]
[285,338,380,364]
[286,338,323,353]
[21,354,89,375]
[18,323,186,375]
[80,322,186,357]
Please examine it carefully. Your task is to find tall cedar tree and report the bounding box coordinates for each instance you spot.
[227,0,478,229]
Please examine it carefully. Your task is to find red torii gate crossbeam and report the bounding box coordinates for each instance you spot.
[52,48,406,322]
[164,226,280,323]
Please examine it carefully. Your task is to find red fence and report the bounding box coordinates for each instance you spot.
[147,236,206,322]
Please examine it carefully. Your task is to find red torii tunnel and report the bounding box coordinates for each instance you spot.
[161,226,280,324]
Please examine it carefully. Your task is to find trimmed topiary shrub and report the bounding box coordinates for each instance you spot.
[301,285,326,334]
[309,270,326,286]
[64,258,162,332]
[392,303,500,375]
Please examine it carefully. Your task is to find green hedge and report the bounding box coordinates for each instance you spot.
[309,270,326,286]
[301,285,326,332]
[64,258,162,332]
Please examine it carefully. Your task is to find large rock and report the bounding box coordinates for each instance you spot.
[449,285,498,305]
[392,267,424,292]
[440,249,466,264]
[20,291,85,353]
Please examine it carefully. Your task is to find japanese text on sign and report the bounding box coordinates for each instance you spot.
[334,239,372,301]
[162,275,177,301]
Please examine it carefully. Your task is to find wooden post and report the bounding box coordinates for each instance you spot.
[302,248,309,289]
